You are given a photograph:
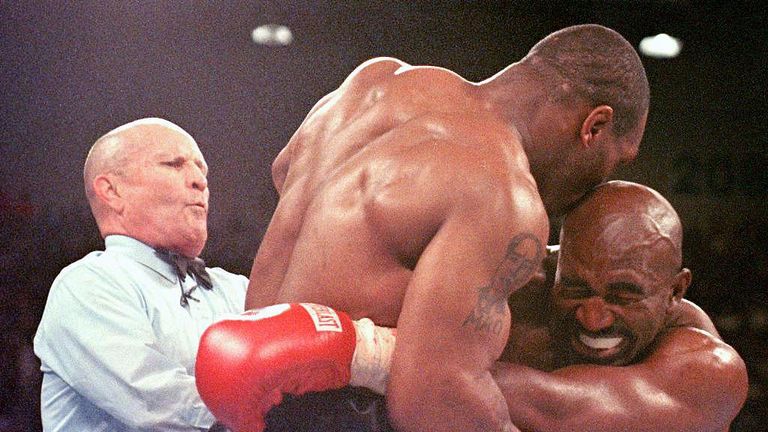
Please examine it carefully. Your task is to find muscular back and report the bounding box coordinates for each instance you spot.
[247,57,546,329]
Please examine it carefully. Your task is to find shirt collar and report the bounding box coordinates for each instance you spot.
[104,235,179,283]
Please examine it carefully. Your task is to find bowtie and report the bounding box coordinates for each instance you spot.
[155,248,213,307]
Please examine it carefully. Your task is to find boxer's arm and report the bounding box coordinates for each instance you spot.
[378,144,548,432]
[492,327,748,432]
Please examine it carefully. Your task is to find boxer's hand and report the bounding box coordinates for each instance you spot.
[196,304,357,432]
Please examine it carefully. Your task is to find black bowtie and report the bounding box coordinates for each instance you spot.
[155,249,213,307]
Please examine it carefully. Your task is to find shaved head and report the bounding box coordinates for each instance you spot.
[84,118,193,203]
[552,181,690,367]
[561,180,683,281]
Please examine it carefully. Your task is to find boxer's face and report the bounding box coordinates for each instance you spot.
[549,213,675,367]
[118,126,209,257]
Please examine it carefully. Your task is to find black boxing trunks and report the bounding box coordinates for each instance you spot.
[264,387,394,432]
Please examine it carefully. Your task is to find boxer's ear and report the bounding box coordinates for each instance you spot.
[580,105,614,148]
[668,268,692,306]
[93,173,125,214]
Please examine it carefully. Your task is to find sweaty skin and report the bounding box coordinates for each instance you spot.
[246,23,652,428]
[494,182,748,432]
[247,58,548,432]
[500,284,747,432]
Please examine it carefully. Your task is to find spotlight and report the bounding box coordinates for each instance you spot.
[251,24,293,46]
[639,33,682,59]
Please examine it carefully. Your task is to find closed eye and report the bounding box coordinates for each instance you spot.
[605,282,646,305]
[162,158,185,168]
[605,293,642,305]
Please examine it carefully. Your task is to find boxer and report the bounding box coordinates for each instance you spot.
[201,24,650,432]
[198,181,747,432]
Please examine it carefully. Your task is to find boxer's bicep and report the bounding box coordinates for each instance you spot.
[374,141,545,431]
[388,224,509,431]
[494,360,683,432]
[498,329,748,432]
[388,209,544,431]
[639,328,748,430]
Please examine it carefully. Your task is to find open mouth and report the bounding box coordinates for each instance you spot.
[570,331,628,362]
[579,333,623,350]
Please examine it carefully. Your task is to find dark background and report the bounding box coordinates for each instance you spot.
[1,1,766,430]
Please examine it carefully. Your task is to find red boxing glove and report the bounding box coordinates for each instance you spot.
[196,303,357,432]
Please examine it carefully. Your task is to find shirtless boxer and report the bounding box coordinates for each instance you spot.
[200,181,747,432]
[491,180,748,432]
[197,24,649,432]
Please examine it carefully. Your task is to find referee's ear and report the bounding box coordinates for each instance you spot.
[93,172,126,214]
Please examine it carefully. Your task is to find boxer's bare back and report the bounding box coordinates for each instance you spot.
[246,57,546,330]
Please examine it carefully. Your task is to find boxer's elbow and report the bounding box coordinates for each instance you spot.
[387,367,496,432]
[388,393,438,432]
[387,371,434,432]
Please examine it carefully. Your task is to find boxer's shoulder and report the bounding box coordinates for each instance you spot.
[666,299,721,338]
[343,57,410,89]
[647,325,747,411]
[345,57,469,103]
[355,57,410,73]
[351,57,463,83]
[650,325,740,368]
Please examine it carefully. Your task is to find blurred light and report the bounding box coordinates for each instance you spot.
[251,24,293,46]
[639,33,682,59]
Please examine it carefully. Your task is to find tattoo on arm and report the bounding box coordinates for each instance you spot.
[463,233,544,335]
